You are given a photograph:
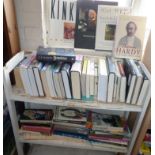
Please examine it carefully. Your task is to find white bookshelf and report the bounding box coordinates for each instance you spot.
[3,51,151,155]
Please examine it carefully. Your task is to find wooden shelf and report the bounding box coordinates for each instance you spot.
[18,135,128,153]
[10,87,142,112]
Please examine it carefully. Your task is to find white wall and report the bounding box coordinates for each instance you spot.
[13,0,45,50]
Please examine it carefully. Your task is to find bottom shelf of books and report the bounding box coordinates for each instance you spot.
[18,107,131,153]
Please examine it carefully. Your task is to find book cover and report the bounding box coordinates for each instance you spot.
[95,6,131,51]
[74,0,118,49]
[44,0,77,48]
[113,15,146,60]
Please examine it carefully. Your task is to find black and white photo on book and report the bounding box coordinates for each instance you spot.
[44,0,77,48]
[95,6,131,51]
[113,15,146,60]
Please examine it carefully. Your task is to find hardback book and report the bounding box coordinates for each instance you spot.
[114,61,121,102]
[40,64,51,97]
[117,61,127,102]
[28,60,39,96]
[61,63,72,99]
[70,57,83,99]
[21,125,52,135]
[94,61,98,100]
[91,112,125,132]
[33,62,44,96]
[14,63,24,89]
[124,59,137,104]
[86,59,95,100]
[46,64,57,98]
[74,0,118,49]
[136,61,150,105]
[36,47,76,63]
[107,57,116,102]
[129,60,143,104]
[44,0,77,48]
[95,6,131,51]
[97,58,108,102]
[81,59,88,99]
[54,107,87,122]
[53,62,66,98]
[113,15,147,60]
[19,54,36,96]
[19,109,53,124]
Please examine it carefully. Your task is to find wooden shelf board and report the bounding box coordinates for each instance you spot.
[10,87,142,112]
[18,135,128,153]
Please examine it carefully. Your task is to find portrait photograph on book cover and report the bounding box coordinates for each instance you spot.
[64,22,75,40]
[113,15,146,60]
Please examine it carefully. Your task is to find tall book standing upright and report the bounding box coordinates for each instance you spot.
[95,6,131,51]
[74,0,118,49]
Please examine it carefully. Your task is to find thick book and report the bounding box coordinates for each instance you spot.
[71,58,83,99]
[33,62,44,96]
[46,64,57,98]
[107,57,116,102]
[19,109,53,124]
[97,58,108,102]
[129,60,143,104]
[54,107,87,123]
[136,61,150,105]
[40,64,51,97]
[19,54,36,96]
[124,59,137,104]
[95,6,131,51]
[117,61,127,102]
[86,59,95,100]
[53,62,66,98]
[61,63,72,99]
[113,15,147,60]
[36,47,76,63]
[74,0,118,49]
[44,0,77,48]
[81,59,88,99]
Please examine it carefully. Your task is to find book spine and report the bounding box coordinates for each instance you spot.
[37,55,75,63]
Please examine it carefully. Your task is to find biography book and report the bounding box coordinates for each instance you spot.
[113,15,146,60]
[74,0,118,49]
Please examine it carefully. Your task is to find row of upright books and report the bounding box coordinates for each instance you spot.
[14,47,150,105]
[19,108,130,149]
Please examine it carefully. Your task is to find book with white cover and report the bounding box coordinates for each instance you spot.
[81,59,88,99]
[137,61,150,105]
[114,61,121,102]
[94,62,98,100]
[61,63,72,99]
[40,64,51,97]
[19,54,36,96]
[44,0,76,48]
[117,61,127,102]
[107,57,115,102]
[95,6,131,51]
[46,64,57,98]
[98,58,108,102]
[124,59,137,104]
[129,60,143,104]
[71,60,82,99]
[33,62,44,96]
[28,61,39,96]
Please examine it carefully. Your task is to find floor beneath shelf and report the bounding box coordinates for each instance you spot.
[27,144,116,155]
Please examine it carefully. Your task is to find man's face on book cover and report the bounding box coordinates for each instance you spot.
[126,22,137,37]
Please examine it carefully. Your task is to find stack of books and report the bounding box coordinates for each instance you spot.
[87,112,130,147]
[19,109,54,137]
[14,47,150,105]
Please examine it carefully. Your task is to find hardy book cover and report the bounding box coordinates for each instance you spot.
[113,15,146,60]
[74,0,118,49]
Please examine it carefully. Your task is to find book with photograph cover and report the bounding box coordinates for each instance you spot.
[74,0,118,49]
[45,0,77,48]
[113,15,146,60]
[95,6,131,51]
